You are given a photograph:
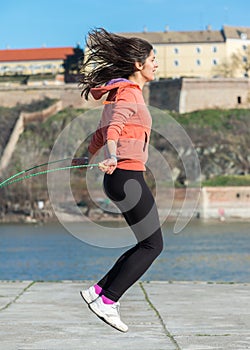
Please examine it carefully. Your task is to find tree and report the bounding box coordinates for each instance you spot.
[211,58,236,78]
[231,46,250,78]
[211,45,250,78]
[63,44,84,83]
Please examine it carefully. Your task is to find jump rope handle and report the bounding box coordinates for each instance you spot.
[71,156,89,166]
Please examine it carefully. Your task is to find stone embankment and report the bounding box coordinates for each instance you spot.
[1,186,250,223]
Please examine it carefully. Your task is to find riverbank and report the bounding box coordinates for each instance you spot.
[1,208,250,224]
[1,186,250,224]
[1,280,249,349]
[1,210,250,225]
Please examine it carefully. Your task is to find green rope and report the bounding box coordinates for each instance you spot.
[0,163,99,189]
[0,157,72,188]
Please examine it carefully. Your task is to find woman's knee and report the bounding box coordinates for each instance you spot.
[154,234,164,257]
[141,230,163,257]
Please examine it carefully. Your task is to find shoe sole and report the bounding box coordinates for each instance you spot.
[88,303,128,333]
[80,290,92,305]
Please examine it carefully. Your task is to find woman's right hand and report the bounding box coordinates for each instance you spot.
[98,157,117,175]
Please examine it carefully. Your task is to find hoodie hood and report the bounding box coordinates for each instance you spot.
[90,78,140,100]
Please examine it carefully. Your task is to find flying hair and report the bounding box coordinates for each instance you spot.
[79,28,153,100]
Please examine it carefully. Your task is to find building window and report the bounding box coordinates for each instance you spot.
[212,59,217,65]
[243,45,247,50]
[14,65,25,73]
[196,47,201,53]
[174,60,179,66]
[1,65,10,73]
[237,96,242,104]
[196,59,201,66]
[212,46,217,53]
[243,56,247,63]
[174,48,179,54]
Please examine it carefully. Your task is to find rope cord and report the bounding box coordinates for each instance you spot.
[0,163,99,189]
[0,157,72,188]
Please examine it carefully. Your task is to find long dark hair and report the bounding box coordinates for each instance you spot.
[79,28,153,99]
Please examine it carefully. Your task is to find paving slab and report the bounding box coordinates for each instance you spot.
[0,281,250,350]
[142,281,250,350]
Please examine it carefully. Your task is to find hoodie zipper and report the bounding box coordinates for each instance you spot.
[143,132,148,152]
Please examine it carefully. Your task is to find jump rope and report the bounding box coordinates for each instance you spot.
[0,158,100,189]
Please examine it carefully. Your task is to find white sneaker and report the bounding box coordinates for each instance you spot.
[89,297,128,333]
[80,286,99,305]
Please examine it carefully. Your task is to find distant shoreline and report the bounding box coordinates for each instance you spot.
[1,211,250,225]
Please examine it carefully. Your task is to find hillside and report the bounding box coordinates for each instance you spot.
[0,98,57,159]
[0,107,19,159]
[1,105,250,207]
[150,108,250,184]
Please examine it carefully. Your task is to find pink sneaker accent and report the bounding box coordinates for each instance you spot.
[101,295,115,304]
[94,284,102,295]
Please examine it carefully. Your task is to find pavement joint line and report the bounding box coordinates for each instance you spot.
[139,281,181,350]
[0,281,36,312]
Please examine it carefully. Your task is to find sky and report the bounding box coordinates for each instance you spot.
[0,0,250,50]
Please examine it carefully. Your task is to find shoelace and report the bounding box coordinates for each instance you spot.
[111,302,120,316]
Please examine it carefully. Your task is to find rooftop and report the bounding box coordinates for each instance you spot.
[120,25,250,44]
[0,47,74,62]
[223,25,250,39]
[120,29,224,44]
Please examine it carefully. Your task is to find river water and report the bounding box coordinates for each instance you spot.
[0,220,249,282]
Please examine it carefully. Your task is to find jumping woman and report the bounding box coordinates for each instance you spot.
[79,28,163,332]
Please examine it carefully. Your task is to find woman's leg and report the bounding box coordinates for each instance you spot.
[97,169,163,302]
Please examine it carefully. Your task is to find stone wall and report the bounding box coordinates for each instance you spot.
[0,101,63,173]
[148,79,182,111]
[0,84,102,109]
[200,186,250,219]
[148,78,250,113]
[159,187,250,220]
[0,113,24,172]
[0,78,250,113]
[22,100,62,125]
[180,78,250,113]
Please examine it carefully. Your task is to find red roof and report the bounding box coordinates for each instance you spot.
[0,47,74,62]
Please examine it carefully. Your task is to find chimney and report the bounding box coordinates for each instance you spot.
[206,24,212,31]
[164,25,169,32]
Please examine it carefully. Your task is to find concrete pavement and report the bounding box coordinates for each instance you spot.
[0,281,250,350]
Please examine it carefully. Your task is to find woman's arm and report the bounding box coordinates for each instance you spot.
[99,88,137,174]
[98,139,118,175]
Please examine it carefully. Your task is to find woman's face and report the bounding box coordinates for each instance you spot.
[140,49,158,82]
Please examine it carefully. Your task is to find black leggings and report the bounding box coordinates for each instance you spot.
[97,168,163,302]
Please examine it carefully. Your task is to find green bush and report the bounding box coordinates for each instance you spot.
[202,175,250,186]
[15,97,58,113]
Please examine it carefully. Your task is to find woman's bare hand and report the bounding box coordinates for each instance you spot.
[98,158,117,174]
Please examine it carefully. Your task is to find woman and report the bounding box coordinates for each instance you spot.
[79,28,163,333]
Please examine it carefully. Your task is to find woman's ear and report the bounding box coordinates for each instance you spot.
[135,61,144,71]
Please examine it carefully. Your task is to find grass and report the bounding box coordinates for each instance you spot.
[170,108,250,131]
[0,74,57,83]
[202,175,250,186]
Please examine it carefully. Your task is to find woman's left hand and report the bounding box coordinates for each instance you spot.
[98,158,117,175]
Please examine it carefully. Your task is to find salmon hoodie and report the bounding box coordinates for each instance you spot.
[88,78,152,171]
